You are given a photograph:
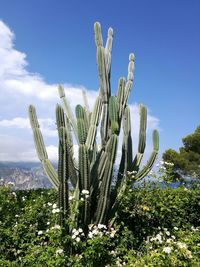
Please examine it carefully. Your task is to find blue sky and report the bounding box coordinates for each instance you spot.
[0,0,199,161]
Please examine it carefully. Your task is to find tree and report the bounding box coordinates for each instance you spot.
[163,126,200,180]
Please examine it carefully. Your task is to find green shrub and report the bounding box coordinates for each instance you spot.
[116,183,200,246]
[0,184,199,266]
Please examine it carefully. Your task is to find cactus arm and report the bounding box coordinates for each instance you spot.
[56,104,78,188]
[79,144,90,227]
[28,105,59,189]
[82,90,90,124]
[56,105,70,231]
[123,106,133,171]
[117,106,132,183]
[108,96,119,134]
[58,85,79,143]
[42,159,59,188]
[131,105,147,171]
[94,22,110,145]
[95,134,118,224]
[116,77,126,121]
[64,115,78,187]
[58,127,69,230]
[90,150,108,199]
[76,105,88,145]
[105,27,113,76]
[69,180,80,230]
[128,129,159,181]
[86,96,102,150]
[123,53,135,109]
[110,106,132,210]
[65,116,74,156]
[100,105,109,147]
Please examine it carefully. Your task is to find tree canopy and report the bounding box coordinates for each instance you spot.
[163,126,200,180]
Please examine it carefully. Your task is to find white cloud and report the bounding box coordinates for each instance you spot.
[46,145,58,162]
[0,135,38,162]
[0,117,57,137]
[0,134,58,162]
[0,20,160,162]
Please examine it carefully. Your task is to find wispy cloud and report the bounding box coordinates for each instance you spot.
[0,20,160,162]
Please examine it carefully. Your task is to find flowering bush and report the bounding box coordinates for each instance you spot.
[0,182,199,266]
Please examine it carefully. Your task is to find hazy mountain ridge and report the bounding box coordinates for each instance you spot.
[0,162,55,189]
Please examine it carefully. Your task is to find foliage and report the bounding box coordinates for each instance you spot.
[0,183,199,266]
[163,125,200,180]
[117,183,200,245]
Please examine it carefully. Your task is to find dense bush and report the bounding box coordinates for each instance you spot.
[0,183,199,266]
[117,183,200,245]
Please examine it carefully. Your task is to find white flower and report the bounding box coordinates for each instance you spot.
[80,197,84,201]
[97,224,107,230]
[166,239,172,243]
[186,250,192,259]
[92,229,98,235]
[177,242,187,249]
[72,229,79,236]
[82,189,89,195]
[56,248,64,255]
[52,203,57,209]
[164,162,174,166]
[88,232,93,239]
[12,192,17,198]
[74,230,79,236]
[47,202,52,206]
[51,225,61,230]
[163,247,172,254]
[47,222,50,225]
[38,230,43,235]
[78,228,83,233]
[166,231,170,236]
[156,234,162,243]
[17,249,21,254]
[69,195,74,201]
[171,235,176,240]
[52,208,60,213]
[72,234,76,239]
[110,232,115,238]
[75,237,80,242]
[174,227,178,230]
[7,181,15,187]
[88,224,94,230]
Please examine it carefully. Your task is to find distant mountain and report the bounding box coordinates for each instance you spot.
[0,162,56,190]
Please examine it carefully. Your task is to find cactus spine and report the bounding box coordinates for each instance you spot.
[28,22,159,233]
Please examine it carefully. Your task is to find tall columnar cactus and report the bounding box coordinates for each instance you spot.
[28,22,159,233]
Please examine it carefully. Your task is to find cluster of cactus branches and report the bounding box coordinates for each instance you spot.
[28,22,159,233]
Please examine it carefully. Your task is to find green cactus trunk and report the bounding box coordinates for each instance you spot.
[28,22,159,235]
